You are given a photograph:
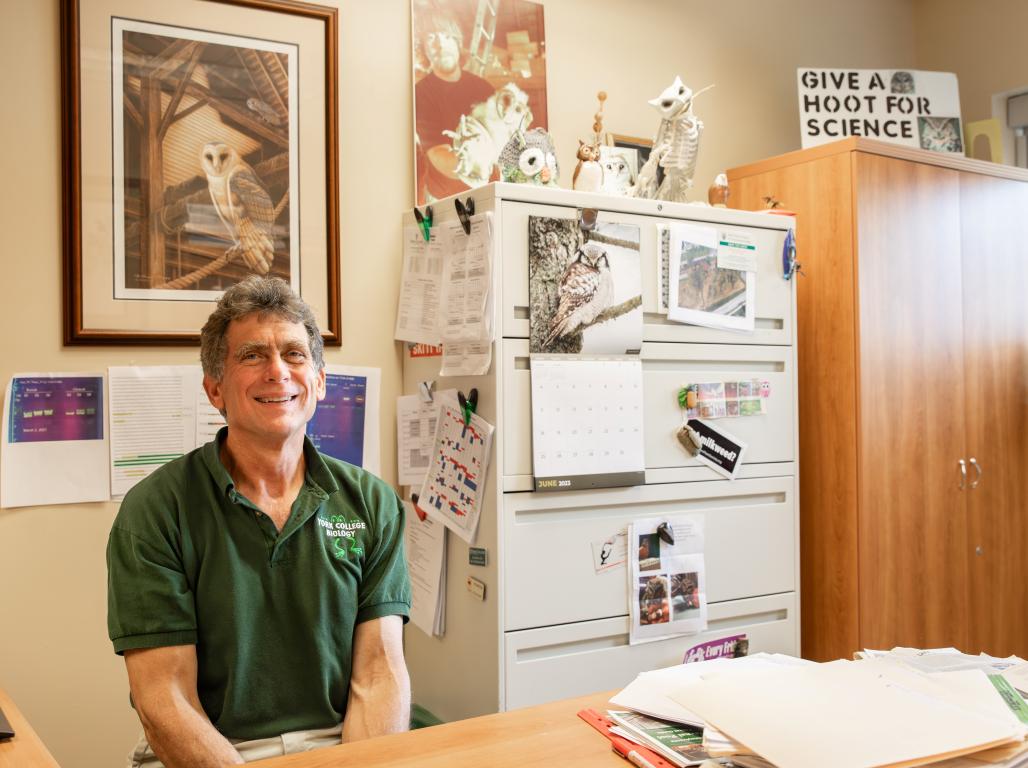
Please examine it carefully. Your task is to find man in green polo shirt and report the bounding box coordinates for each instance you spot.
[107,277,411,767]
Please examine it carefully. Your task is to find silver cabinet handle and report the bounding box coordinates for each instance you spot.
[958,459,967,490]
[969,457,982,489]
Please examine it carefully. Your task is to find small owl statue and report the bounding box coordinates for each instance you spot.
[499,127,560,186]
[572,140,603,192]
[708,173,729,207]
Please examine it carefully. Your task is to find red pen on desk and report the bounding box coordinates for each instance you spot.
[611,738,659,768]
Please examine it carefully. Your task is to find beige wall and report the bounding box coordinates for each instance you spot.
[0,1,918,766]
[914,0,1028,122]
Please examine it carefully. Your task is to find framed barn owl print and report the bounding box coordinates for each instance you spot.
[60,0,340,344]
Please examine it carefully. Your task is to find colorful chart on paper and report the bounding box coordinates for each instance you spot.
[419,399,493,544]
[307,374,367,467]
[8,377,104,443]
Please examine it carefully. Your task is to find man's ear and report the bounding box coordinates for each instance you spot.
[202,373,225,413]
[315,367,327,401]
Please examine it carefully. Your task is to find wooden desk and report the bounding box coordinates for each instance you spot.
[0,688,59,768]
[254,691,624,767]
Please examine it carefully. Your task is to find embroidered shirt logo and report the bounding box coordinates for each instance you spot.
[317,515,366,559]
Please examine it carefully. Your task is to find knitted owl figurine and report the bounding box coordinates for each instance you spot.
[498,127,560,186]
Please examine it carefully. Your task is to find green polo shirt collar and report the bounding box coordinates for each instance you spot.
[201,427,341,499]
[201,428,341,549]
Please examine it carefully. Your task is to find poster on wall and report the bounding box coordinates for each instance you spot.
[412,0,548,205]
[797,68,963,154]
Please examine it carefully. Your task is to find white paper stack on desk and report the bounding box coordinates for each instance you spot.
[610,649,1028,768]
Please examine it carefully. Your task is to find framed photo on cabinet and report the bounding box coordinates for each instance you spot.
[60,0,340,345]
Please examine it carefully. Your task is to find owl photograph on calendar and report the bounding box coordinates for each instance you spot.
[113,20,297,301]
[528,216,643,355]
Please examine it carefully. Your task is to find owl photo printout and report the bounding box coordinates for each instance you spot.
[528,217,643,354]
[629,515,708,644]
[112,19,299,301]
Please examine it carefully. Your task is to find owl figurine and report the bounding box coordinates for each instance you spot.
[542,242,614,347]
[599,147,634,195]
[708,173,729,207]
[572,140,603,192]
[498,127,560,186]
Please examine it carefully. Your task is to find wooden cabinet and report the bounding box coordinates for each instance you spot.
[728,138,1028,661]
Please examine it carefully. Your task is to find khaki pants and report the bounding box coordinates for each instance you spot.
[127,724,342,767]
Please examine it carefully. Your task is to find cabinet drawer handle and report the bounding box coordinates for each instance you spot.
[958,459,967,490]
[969,457,982,489]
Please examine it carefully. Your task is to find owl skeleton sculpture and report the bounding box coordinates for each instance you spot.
[630,77,713,203]
[543,242,614,347]
[201,142,276,275]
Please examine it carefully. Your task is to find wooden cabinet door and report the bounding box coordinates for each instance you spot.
[960,173,1028,657]
[853,153,969,651]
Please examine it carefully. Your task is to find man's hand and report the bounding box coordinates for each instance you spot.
[342,616,410,742]
[124,646,244,768]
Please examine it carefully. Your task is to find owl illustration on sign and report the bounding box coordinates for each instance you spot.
[498,127,560,185]
[542,242,614,347]
[201,142,276,275]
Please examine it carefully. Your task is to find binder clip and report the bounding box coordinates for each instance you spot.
[656,521,675,546]
[457,387,478,426]
[413,205,433,242]
[782,228,803,280]
[410,493,427,522]
[418,380,436,403]
[455,196,475,235]
[578,207,598,240]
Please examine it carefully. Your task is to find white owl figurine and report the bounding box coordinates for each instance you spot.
[599,146,635,195]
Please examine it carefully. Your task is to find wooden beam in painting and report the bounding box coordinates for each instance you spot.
[151,39,201,80]
[167,97,208,127]
[158,43,205,140]
[140,73,166,287]
[185,81,288,148]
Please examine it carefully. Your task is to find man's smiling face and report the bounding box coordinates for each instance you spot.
[203,313,326,445]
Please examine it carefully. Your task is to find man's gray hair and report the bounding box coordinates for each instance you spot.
[200,276,325,380]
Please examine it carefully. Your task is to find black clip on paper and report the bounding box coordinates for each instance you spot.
[413,205,433,242]
[578,207,598,240]
[657,521,675,546]
[455,196,475,235]
[457,387,479,426]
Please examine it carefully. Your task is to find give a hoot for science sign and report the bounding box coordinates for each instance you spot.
[797,68,963,154]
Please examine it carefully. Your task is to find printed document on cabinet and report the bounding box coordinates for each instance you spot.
[394,226,445,344]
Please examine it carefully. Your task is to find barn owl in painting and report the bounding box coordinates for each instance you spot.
[543,243,614,347]
[200,142,276,275]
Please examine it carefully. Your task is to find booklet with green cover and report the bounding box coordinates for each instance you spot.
[608,710,712,767]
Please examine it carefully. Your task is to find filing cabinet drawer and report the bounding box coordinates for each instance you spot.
[499,201,793,346]
[501,340,795,479]
[502,476,796,631]
[503,592,797,710]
